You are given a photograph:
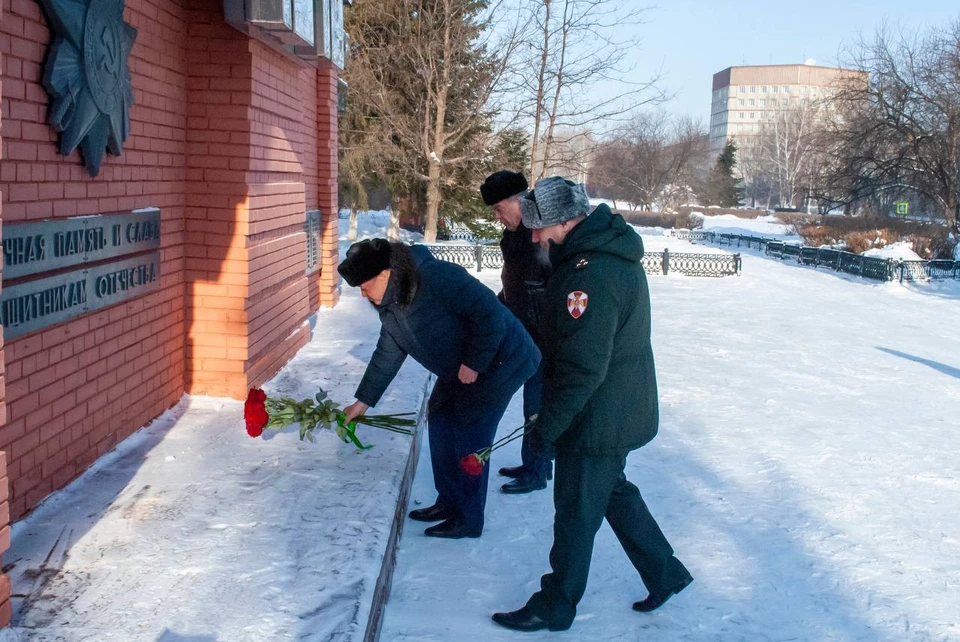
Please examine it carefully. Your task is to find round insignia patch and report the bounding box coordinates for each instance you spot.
[567,291,588,319]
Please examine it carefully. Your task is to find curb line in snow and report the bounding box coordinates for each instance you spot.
[363,374,434,642]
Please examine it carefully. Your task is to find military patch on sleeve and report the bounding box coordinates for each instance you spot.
[566,291,588,319]
[575,258,589,269]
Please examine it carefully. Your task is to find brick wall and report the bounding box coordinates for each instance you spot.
[0,0,188,521]
[0,0,340,526]
[0,0,9,625]
[315,60,340,309]
[183,1,339,396]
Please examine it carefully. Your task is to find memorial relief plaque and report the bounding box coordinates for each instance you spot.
[39,0,137,176]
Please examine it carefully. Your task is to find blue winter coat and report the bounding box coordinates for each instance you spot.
[355,244,540,420]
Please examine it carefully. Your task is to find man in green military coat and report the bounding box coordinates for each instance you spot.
[492,176,693,633]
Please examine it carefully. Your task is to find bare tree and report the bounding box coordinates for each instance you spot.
[752,98,826,209]
[589,112,708,210]
[827,20,960,234]
[510,0,664,182]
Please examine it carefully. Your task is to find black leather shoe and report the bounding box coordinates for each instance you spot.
[424,517,481,539]
[633,571,693,612]
[498,465,526,478]
[501,475,547,494]
[492,607,568,632]
[409,504,454,523]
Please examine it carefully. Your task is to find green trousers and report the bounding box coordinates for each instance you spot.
[526,448,687,628]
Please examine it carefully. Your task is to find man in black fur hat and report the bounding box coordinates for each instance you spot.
[480,170,554,494]
[339,239,540,539]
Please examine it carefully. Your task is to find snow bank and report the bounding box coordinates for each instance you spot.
[700,213,798,240]
[862,241,923,261]
[339,209,424,243]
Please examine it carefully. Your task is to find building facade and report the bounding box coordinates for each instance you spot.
[0,0,347,622]
[709,63,860,154]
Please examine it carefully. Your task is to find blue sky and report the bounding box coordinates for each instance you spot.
[619,0,959,121]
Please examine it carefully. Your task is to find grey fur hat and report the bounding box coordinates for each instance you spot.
[520,176,591,229]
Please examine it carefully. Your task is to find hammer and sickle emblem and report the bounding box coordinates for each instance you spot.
[99,26,119,73]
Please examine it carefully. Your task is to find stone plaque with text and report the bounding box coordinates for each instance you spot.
[0,253,161,339]
[1,208,160,280]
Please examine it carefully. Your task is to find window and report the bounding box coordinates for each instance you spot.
[772,86,779,93]
[759,99,766,107]
[738,112,745,119]
[739,86,746,94]
[738,98,745,106]
[783,86,790,93]
[749,98,755,106]
[750,86,757,93]
[781,98,789,106]
[749,112,755,119]
[761,86,767,93]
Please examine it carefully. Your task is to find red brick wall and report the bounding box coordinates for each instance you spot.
[0,0,188,521]
[0,0,9,624]
[183,2,339,396]
[0,0,340,527]
[316,60,341,309]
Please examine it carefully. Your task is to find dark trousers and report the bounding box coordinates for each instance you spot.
[426,379,519,532]
[526,449,687,628]
[519,362,553,482]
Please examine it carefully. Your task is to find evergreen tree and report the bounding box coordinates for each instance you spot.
[706,141,744,207]
[344,0,504,241]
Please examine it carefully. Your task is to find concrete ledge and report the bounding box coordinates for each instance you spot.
[363,374,433,642]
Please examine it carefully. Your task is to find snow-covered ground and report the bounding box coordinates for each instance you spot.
[6,211,960,641]
[697,213,801,241]
[380,228,960,641]
[863,241,924,261]
[6,260,431,641]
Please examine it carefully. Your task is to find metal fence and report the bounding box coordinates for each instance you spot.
[422,244,741,277]
[667,229,960,283]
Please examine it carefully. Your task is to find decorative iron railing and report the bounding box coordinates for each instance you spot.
[422,244,740,277]
[667,229,959,283]
[422,244,480,267]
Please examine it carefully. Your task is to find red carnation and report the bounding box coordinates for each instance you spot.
[459,453,486,476]
[245,387,269,437]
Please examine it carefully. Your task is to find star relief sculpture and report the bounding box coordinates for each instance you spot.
[40,0,137,176]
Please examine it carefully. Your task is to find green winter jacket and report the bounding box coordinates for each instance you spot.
[536,204,659,454]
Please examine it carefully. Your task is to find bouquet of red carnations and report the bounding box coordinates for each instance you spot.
[244,387,416,449]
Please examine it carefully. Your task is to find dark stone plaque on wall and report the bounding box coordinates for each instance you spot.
[0,253,161,339]
[39,0,137,176]
[1,209,161,280]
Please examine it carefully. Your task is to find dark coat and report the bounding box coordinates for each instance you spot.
[499,223,551,348]
[355,243,540,420]
[536,204,659,454]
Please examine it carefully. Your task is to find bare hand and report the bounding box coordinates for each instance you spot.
[458,364,478,384]
[342,400,369,424]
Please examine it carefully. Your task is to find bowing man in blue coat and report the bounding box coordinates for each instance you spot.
[339,239,540,539]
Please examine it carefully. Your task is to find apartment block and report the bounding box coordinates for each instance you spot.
[709,63,864,154]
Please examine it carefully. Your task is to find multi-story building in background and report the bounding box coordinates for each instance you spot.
[708,63,862,155]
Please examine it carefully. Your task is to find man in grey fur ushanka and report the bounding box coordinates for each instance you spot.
[339,239,540,539]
